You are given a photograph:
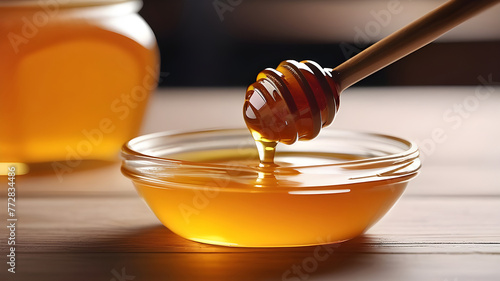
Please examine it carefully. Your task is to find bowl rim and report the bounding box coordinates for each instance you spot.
[121,128,421,190]
[122,128,419,165]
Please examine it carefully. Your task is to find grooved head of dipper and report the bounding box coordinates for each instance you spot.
[243,60,340,145]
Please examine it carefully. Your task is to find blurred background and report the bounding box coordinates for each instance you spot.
[140,0,500,87]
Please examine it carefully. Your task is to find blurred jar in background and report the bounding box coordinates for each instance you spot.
[0,0,159,167]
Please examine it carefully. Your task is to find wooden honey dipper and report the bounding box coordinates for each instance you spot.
[244,0,499,145]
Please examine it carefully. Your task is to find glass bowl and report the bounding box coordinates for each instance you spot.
[121,128,420,247]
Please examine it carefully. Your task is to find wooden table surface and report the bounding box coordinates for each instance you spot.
[2,86,500,281]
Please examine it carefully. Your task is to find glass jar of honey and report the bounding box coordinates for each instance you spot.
[0,0,159,166]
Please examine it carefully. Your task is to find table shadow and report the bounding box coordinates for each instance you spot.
[62,225,381,281]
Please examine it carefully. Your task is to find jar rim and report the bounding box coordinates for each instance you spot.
[121,128,421,191]
[0,0,139,8]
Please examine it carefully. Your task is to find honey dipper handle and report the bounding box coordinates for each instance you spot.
[331,0,499,92]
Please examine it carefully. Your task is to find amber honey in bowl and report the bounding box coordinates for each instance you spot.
[122,129,420,247]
